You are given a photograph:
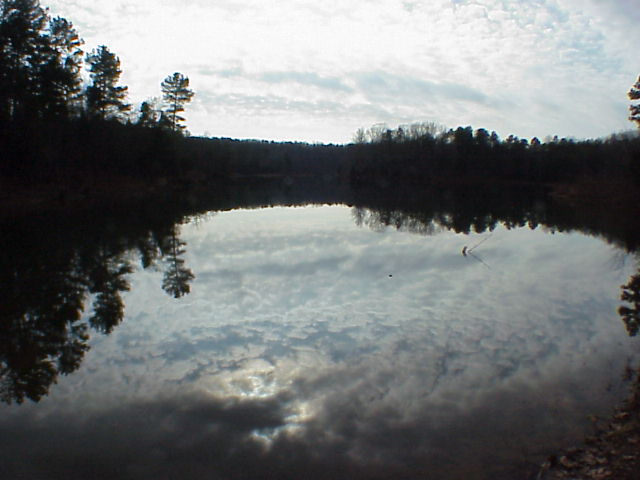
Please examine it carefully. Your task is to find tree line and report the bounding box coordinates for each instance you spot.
[0,0,194,127]
[1,0,639,202]
[347,121,640,187]
[0,0,200,184]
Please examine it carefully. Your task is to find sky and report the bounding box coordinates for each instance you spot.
[44,0,640,144]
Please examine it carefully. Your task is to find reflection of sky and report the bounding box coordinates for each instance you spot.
[1,206,638,479]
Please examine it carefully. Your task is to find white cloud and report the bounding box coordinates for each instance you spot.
[44,0,640,142]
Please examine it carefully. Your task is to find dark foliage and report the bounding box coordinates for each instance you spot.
[620,274,640,337]
[347,124,640,187]
[0,200,195,404]
[1,1,639,205]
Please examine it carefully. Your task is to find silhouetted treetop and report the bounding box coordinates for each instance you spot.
[629,75,640,129]
[137,99,160,128]
[161,72,194,134]
[1,0,197,132]
[0,0,84,121]
[86,45,130,120]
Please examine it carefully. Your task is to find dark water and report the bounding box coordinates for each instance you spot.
[1,181,638,479]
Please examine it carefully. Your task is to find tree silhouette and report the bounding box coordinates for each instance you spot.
[629,75,640,128]
[0,0,48,121]
[619,273,640,337]
[137,99,159,128]
[0,254,89,404]
[0,1,85,122]
[161,71,194,133]
[86,45,130,120]
[86,250,133,334]
[39,16,84,117]
[160,226,194,298]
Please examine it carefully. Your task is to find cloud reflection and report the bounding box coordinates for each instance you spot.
[0,206,637,479]
[0,358,631,480]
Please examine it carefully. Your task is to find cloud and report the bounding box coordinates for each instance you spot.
[45,0,640,141]
[195,91,392,124]
[353,71,490,105]
[197,66,353,93]
[259,72,354,93]
[0,340,632,479]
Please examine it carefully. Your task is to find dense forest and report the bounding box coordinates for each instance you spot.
[0,0,201,185]
[1,0,640,209]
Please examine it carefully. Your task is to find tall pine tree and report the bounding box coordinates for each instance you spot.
[0,0,48,121]
[160,72,194,134]
[85,45,130,120]
[41,16,84,116]
[0,1,83,121]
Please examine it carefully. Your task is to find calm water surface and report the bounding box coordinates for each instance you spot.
[1,204,638,479]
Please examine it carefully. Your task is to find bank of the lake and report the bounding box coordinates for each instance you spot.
[539,367,640,480]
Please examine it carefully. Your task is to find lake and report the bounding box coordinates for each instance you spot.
[1,183,638,479]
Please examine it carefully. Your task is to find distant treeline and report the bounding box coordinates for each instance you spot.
[4,117,640,191]
[348,123,640,186]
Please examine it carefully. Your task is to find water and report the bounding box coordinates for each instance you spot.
[1,197,638,479]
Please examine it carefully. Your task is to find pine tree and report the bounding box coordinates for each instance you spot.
[136,99,159,127]
[85,45,130,120]
[629,75,640,128]
[0,0,48,121]
[0,1,84,121]
[160,72,194,134]
[35,16,83,117]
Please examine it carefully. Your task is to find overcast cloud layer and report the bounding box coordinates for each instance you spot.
[45,1,640,143]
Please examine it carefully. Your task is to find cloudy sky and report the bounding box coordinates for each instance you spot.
[44,0,640,143]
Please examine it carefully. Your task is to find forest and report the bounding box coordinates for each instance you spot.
[1,0,640,210]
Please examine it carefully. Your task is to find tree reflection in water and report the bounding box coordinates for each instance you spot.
[0,209,194,404]
[2,181,640,405]
[620,272,640,337]
[161,225,195,298]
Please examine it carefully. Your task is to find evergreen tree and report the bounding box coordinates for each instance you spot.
[85,45,130,120]
[0,1,83,121]
[136,99,159,128]
[29,15,84,118]
[160,226,194,298]
[158,111,173,131]
[160,72,194,134]
[39,16,84,117]
[629,75,640,128]
[0,0,48,121]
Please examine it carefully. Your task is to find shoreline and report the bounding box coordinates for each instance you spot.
[2,174,637,217]
[538,368,640,479]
